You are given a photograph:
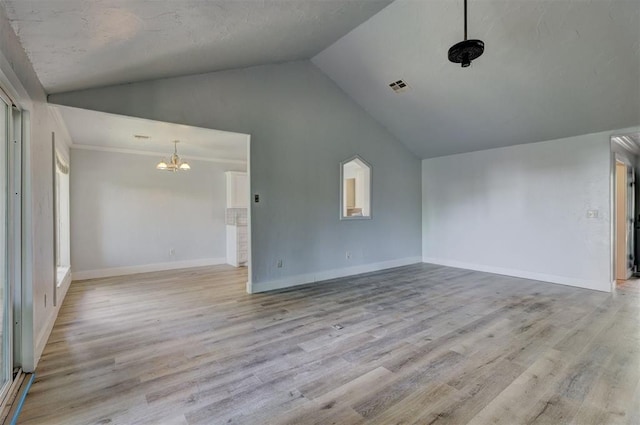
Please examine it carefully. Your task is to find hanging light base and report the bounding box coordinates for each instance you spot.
[448,0,485,67]
[448,39,484,67]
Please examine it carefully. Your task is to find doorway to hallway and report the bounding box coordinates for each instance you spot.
[614,160,633,281]
[611,132,640,285]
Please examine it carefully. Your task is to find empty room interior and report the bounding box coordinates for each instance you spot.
[0,0,639,424]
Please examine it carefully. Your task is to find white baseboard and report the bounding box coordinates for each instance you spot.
[34,270,72,366]
[250,256,422,293]
[72,257,227,281]
[423,257,610,293]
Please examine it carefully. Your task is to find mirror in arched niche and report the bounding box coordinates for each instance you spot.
[340,155,371,220]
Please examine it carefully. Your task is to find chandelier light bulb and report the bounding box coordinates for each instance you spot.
[156,140,191,172]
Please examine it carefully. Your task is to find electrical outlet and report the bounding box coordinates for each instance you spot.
[346,251,352,260]
[586,209,599,219]
[169,248,175,256]
[277,259,283,268]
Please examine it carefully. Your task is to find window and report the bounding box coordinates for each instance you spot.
[54,149,70,286]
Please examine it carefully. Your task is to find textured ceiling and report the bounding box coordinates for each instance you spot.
[313,0,640,158]
[2,0,392,93]
[5,0,639,159]
[57,105,248,163]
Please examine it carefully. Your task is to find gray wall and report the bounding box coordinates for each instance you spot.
[0,5,73,369]
[51,61,422,289]
[422,130,626,292]
[70,149,242,275]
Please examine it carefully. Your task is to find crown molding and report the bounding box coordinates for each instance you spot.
[70,143,247,165]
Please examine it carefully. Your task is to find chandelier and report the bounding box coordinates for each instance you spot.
[156,140,191,172]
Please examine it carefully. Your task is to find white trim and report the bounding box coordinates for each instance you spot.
[56,266,70,287]
[610,149,616,289]
[249,257,422,294]
[50,108,72,154]
[245,135,253,294]
[422,257,610,293]
[20,110,34,372]
[34,270,71,366]
[339,154,372,221]
[72,257,227,281]
[0,50,32,110]
[611,145,637,285]
[71,144,247,165]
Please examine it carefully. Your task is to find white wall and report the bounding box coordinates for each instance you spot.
[70,149,244,279]
[49,60,423,293]
[0,6,73,370]
[422,130,617,292]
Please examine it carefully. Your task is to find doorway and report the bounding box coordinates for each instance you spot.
[614,160,635,282]
[54,105,253,291]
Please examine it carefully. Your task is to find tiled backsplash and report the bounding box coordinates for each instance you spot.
[226,208,248,226]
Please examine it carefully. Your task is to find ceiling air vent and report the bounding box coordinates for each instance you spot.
[133,134,150,140]
[389,79,408,93]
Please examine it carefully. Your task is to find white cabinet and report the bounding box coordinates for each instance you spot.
[225,171,248,267]
[226,224,248,267]
[225,171,248,208]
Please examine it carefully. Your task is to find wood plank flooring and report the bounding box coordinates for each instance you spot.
[17,263,640,424]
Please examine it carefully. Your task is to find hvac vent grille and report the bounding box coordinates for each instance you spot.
[389,79,408,93]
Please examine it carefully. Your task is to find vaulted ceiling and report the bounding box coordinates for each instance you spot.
[2,0,639,158]
[313,0,640,157]
[2,0,391,93]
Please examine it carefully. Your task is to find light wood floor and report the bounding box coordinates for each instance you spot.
[18,264,640,424]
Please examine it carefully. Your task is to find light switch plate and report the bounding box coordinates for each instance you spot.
[587,209,599,218]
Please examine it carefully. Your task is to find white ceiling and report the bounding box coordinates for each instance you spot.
[2,0,391,93]
[56,105,248,163]
[313,0,640,158]
[3,0,639,159]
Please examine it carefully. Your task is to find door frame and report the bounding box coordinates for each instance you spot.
[614,159,631,282]
[610,135,640,289]
[0,63,33,374]
[0,85,23,404]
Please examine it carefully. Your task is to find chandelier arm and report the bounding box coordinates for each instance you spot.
[157,140,190,171]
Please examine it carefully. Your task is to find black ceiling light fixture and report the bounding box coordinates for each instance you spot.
[448,0,484,67]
